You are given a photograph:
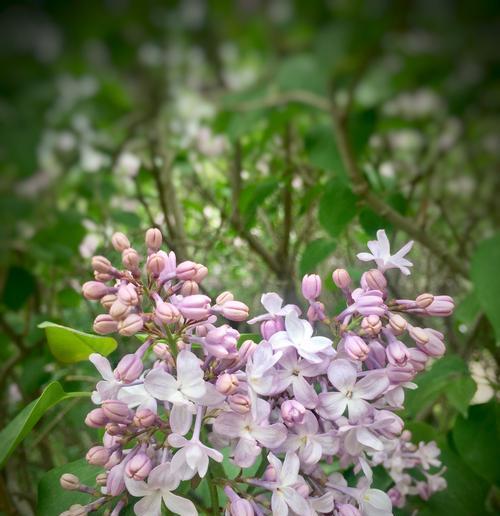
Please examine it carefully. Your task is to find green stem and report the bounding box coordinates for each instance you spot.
[207,469,219,516]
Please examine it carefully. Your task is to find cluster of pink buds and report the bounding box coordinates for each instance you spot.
[60,228,453,516]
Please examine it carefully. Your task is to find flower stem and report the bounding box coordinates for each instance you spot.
[207,469,219,516]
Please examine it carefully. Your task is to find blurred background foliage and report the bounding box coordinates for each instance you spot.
[0,0,499,514]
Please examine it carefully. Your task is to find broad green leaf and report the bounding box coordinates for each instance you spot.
[299,238,337,277]
[238,333,261,345]
[37,459,102,515]
[318,182,358,238]
[405,421,437,443]
[453,291,481,327]
[0,382,90,468]
[39,321,117,363]
[348,108,377,155]
[1,265,37,310]
[471,234,500,340]
[452,402,500,485]
[446,376,476,417]
[304,125,347,180]
[276,54,328,95]
[404,355,469,418]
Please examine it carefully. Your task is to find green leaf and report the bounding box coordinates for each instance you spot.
[39,321,117,363]
[318,182,358,238]
[37,459,102,515]
[276,54,328,95]
[304,125,347,179]
[299,238,337,277]
[405,355,469,418]
[471,233,500,340]
[238,333,261,345]
[452,401,500,485]
[348,108,377,155]
[446,376,476,417]
[0,382,90,468]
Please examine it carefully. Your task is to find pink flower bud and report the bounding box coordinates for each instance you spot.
[60,473,80,490]
[86,445,110,466]
[153,342,171,360]
[179,294,211,320]
[133,408,156,427]
[307,301,326,322]
[96,472,108,486]
[295,482,310,498]
[366,340,387,369]
[425,295,454,316]
[260,318,284,340]
[93,314,118,335]
[418,328,445,357]
[408,326,429,346]
[386,340,410,367]
[387,364,415,383]
[92,255,113,274]
[301,274,321,300]
[228,394,251,414]
[205,325,239,358]
[193,264,208,283]
[155,302,181,324]
[238,339,257,363]
[176,260,197,280]
[118,314,144,336]
[216,373,239,395]
[416,293,434,309]
[408,347,428,372]
[361,315,382,336]
[147,253,165,276]
[145,228,162,251]
[102,400,132,423]
[109,299,130,320]
[343,334,369,361]
[111,232,130,252]
[389,314,407,335]
[220,301,249,322]
[125,452,152,480]
[101,294,117,309]
[117,284,138,306]
[85,408,108,428]
[262,464,277,482]
[95,271,113,282]
[105,423,126,437]
[68,504,86,516]
[216,291,234,305]
[332,268,351,289]
[229,498,254,516]
[337,503,361,516]
[106,463,126,496]
[281,400,306,425]
[180,280,199,296]
[122,248,140,270]
[361,269,387,292]
[114,354,143,383]
[82,281,109,300]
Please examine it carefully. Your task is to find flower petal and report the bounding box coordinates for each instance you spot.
[163,491,198,516]
[252,423,287,448]
[144,368,179,402]
[134,492,162,516]
[89,353,114,381]
[170,403,194,435]
[327,359,357,392]
[354,372,389,400]
[317,392,348,420]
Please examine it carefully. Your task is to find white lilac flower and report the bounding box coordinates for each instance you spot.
[247,292,300,324]
[357,229,414,275]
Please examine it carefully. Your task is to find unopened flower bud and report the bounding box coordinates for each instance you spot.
[180,280,199,296]
[106,464,125,496]
[176,260,197,280]
[361,269,387,292]
[337,503,361,516]
[387,364,415,383]
[91,255,113,274]
[105,423,126,437]
[82,281,108,300]
[96,472,108,486]
[179,294,211,320]
[109,299,130,320]
[260,318,284,340]
[153,342,171,360]
[386,340,410,367]
[86,445,110,466]
[220,301,249,322]
[85,408,108,428]
[145,228,162,251]
[117,283,138,306]
[122,248,140,270]
[238,339,257,363]
[102,400,131,423]
[229,498,254,516]
[111,232,130,252]
[118,313,144,336]
[216,291,234,305]
[361,315,382,336]
[216,373,239,395]
[262,464,277,482]
[425,295,454,317]
[416,293,434,309]
[147,253,165,276]
[332,268,351,289]
[60,473,80,491]
[94,271,113,282]
[68,504,86,516]
[296,482,310,498]
[408,326,429,346]
[408,348,428,372]
[133,408,156,427]
[114,354,143,383]
[126,453,152,480]
[389,314,407,335]
[301,274,321,301]
[343,334,369,361]
[281,400,306,425]
[193,264,208,283]
[228,394,251,414]
[155,302,181,324]
[93,314,118,335]
[100,293,117,309]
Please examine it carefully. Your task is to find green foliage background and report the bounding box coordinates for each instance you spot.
[0,0,498,514]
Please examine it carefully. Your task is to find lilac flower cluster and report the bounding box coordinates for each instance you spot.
[60,229,453,515]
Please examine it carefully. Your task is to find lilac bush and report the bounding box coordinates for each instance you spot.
[59,228,454,515]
